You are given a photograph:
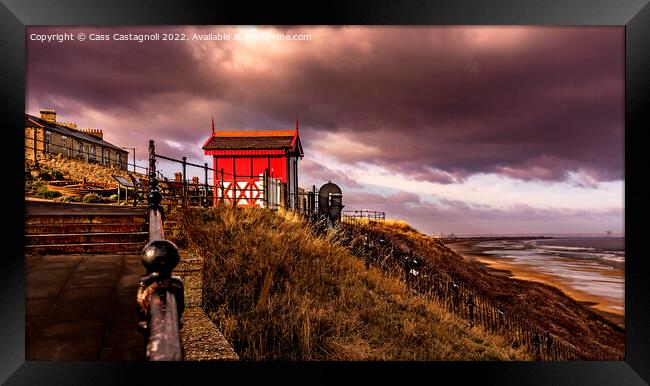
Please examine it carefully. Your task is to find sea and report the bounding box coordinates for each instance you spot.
[447,237,625,317]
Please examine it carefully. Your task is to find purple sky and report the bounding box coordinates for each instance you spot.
[26,26,624,235]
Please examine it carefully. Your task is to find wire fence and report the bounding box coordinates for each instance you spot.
[337,216,587,361]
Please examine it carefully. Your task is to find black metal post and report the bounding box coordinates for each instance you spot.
[263,168,269,208]
[204,162,209,207]
[136,139,185,361]
[148,141,156,187]
[232,170,237,208]
[182,157,187,205]
[220,168,225,206]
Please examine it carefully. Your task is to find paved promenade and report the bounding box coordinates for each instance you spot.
[25,200,147,360]
[26,253,146,360]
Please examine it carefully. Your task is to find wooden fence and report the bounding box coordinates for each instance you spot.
[337,216,585,361]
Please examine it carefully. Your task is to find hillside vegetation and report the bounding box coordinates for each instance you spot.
[358,218,624,360]
[169,207,529,361]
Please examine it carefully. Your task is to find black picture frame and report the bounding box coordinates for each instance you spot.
[1,0,648,384]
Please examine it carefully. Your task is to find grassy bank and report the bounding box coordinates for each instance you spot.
[168,207,528,360]
[358,219,625,360]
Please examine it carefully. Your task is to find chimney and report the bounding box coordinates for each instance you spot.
[79,128,103,140]
[40,108,56,123]
[175,172,182,182]
[59,122,77,130]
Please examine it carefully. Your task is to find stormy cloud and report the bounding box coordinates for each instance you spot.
[27,26,623,185]
[25,26,624,234]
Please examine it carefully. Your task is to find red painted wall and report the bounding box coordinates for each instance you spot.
[270,157,287,181]
[212,155,288,182]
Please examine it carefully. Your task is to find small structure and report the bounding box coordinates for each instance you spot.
[202,118,304,208]
[25,108,128,170]
[318,181,344,223]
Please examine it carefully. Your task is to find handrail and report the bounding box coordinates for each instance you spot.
[136,139,185,361]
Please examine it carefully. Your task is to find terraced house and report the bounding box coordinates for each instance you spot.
[25,108,129,170]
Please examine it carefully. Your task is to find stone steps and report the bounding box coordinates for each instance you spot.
[26,232,148,245]
[26,223,147,235]
[26,242,145,255]
[25,204,148,255]
[26,214,147,225]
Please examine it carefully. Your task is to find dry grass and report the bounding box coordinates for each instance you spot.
[168,207,528,361]
[358,220,625,360]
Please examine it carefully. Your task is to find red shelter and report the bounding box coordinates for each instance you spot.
[202,118,304,208]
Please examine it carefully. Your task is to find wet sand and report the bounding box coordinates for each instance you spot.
[444,240,625,329]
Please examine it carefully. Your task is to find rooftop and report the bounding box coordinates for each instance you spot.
[25,114,128,154]
[202,129,303,156]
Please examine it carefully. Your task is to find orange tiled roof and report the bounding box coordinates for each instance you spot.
[211,130,296,137]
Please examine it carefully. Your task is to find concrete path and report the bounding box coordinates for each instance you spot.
[26,254,146,360]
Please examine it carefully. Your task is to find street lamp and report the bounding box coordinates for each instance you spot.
[120,147,136,173]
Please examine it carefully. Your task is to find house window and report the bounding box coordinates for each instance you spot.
[117,153,121,167]
[78,142,83,158]
[61,136,68,156]
[90,146,96,160]
[44,131,51,153]
[105,150,111,165]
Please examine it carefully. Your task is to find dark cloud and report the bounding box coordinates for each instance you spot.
[343,191,623,235]
[299,159,362,189]
[26,26,623,186]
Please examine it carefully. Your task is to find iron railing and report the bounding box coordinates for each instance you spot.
[342,210,385,221]
[136,139,185,361]
[152,150,286,209]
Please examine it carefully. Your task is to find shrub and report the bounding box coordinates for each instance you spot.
[49,170,64,180]
[26,180,46,194]
[36,169,64,181]
[37,170,53,181]
[55,195,80,203]
[35,185,61,199]
[108,194,119,201]
[82,193,102,203]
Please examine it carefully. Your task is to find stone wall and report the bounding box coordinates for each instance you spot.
[33,153,145,187]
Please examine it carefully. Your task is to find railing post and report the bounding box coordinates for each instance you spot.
[148,140,157,192]
[204,162,209,207]
[136,139,184,361]
[220,168,225,207]
[182,157,187,206]
[232,170,237,208]
[263,168,268,208]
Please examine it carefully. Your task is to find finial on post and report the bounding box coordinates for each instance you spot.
[142,239,181,278]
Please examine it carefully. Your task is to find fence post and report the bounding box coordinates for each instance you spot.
[263,169,269,208]
[181,157,187,206]
[148,140,156,187]
[232,170,237,208]
[220,168,225,206]
[204,162,209,207]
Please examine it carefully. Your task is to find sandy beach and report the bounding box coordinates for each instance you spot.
[443,239,625,329]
